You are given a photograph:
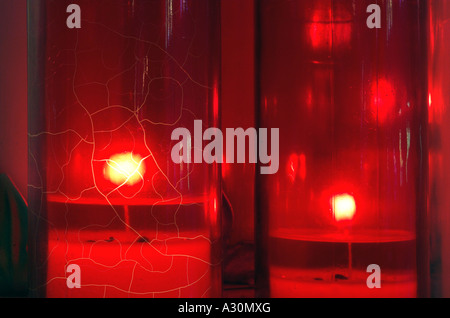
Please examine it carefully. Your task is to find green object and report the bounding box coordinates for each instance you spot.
[0,174,28,297]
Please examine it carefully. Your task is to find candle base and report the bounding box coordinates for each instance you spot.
[268,228,417,298]
[37,198,216,298]
[46,234,212,298]
[270,268,416,298]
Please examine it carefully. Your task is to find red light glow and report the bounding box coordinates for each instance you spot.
[370,79,396,123]
[307,6,352,51]
[331,193,356,222]
[104,152,145,186]
[287,153,306,182]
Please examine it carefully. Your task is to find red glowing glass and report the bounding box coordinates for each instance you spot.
[370,78,397,124]
[256,0,429,298]
[306,1,352,52]
[429,0,450,297]
[28,0,221,298]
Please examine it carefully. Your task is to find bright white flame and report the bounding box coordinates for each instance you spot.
[331,193,356,222]
[104,152,145,186]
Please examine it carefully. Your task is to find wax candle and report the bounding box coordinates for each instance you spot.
[40,195,216,298]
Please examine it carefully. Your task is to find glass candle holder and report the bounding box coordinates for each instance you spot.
[28,0,221,298]
[429,0,450,298]
[255,0,429,298]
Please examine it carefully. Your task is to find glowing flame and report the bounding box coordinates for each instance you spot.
[104,152,145,186]
[331,193,356,222]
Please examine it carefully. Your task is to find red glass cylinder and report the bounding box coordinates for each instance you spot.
[256,0,428,298]
[429,0,450,298]
[28,0,221,298]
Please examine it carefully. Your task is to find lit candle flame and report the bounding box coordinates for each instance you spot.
[331,193,356,222]
[104,152,145,186]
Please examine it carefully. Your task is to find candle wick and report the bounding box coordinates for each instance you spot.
[348,241,352,278]
[124,205,130,232]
